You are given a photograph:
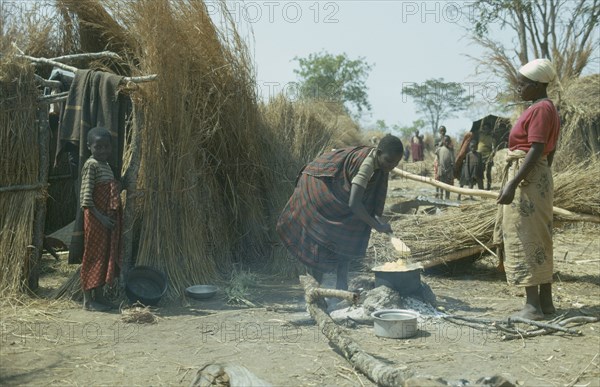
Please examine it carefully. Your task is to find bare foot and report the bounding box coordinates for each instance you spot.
[83,301,111,312]
[511,304,544,321]
[541,303,556,315]
[94,295,116,309]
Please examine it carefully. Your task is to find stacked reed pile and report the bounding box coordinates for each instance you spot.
[386,203,497,263]
[555,74,600,170]
[553,158,600,217]
[0,54,40,295]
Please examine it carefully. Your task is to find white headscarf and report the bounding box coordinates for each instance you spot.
[518,58,556,83]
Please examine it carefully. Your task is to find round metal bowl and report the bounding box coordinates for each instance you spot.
[186,285,218,300]
[371,309,419,339]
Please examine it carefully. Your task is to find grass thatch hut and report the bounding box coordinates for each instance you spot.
[1,0,364,298]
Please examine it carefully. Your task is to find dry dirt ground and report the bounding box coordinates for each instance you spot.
[1,166,599,387]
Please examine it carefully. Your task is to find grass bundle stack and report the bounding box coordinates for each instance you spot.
[555,74,600,170]
[368,203,498,264]
[103,0,272,296]
[553,158,600,216]
[0,55,40,295]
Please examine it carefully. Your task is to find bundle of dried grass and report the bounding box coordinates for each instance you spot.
[553,158,600,216]
[368,203,498,264]
[0,54,40,295]
[120,302,158,324]
[555,74,600,170]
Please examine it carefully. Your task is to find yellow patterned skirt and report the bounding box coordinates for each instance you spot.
[494,150,554,287]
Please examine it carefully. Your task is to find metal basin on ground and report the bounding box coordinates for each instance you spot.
[371,309,419,339]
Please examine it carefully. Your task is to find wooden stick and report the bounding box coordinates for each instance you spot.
[0,183,47,193]
[558,316,599,326]
[392,168,600,223]
[28,106,50,290]
[300,275,415,386]
[18,52,157,84]
[37,92,69,103]
[309,288,359,304]
[417,246,491,268]
[120,103,143,283]
[123,74,158,83]
[50,51,122,63]
[508,316,583,335]
[18,53,78,73]
[34,74,62,89]
[457,222,498,258]
[393,167,496,198]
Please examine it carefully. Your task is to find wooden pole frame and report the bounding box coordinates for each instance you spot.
[28,104,50,290]
[13,47,156,292]
[392,167,600,223]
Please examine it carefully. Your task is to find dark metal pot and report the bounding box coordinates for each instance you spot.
[125,266,168,306]
[372,266,422,295]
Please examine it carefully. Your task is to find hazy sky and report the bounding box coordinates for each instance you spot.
[215,0,517,138]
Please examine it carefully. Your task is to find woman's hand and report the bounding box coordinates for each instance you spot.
[91,207,116,230]
[374,221,393,234]
[497,181,517,205]
[99,214,116,230]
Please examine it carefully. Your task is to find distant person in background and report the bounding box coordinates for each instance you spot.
[434,135,454,199]
[433,126,445,186]
[477,123,496,190]
[403,144,410,162]
[436,126,447,147]
[495,58,560,320]
[457,140,483,200]
[411,130,424,162]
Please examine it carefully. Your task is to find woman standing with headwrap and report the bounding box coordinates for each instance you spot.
[495,59,560,320]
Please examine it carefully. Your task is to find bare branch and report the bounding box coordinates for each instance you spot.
[49,51,123,63]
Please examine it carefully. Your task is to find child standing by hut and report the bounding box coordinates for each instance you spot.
[435,135,455,199]
[79,127,122,311]
[458,141,484,200]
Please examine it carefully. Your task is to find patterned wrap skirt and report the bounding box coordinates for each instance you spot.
[277,146,388,272]
[80,180,123,290]
[494,150,554,286]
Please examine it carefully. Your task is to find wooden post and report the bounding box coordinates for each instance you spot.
[392,167,600,223]
[120,102,143,283]
[28,105,50,290]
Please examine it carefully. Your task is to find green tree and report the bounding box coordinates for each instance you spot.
[293,52,373,117]
[468,0,600,84]
[402,79,471,137]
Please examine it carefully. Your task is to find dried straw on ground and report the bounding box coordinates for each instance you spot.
[121,302,158,324]
[0,55,40,295]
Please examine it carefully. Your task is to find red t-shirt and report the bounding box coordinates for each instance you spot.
[509,99,560,156]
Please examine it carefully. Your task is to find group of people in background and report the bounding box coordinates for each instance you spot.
[407,122,498,201]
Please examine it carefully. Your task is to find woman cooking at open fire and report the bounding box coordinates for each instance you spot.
[277,135,404,291]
